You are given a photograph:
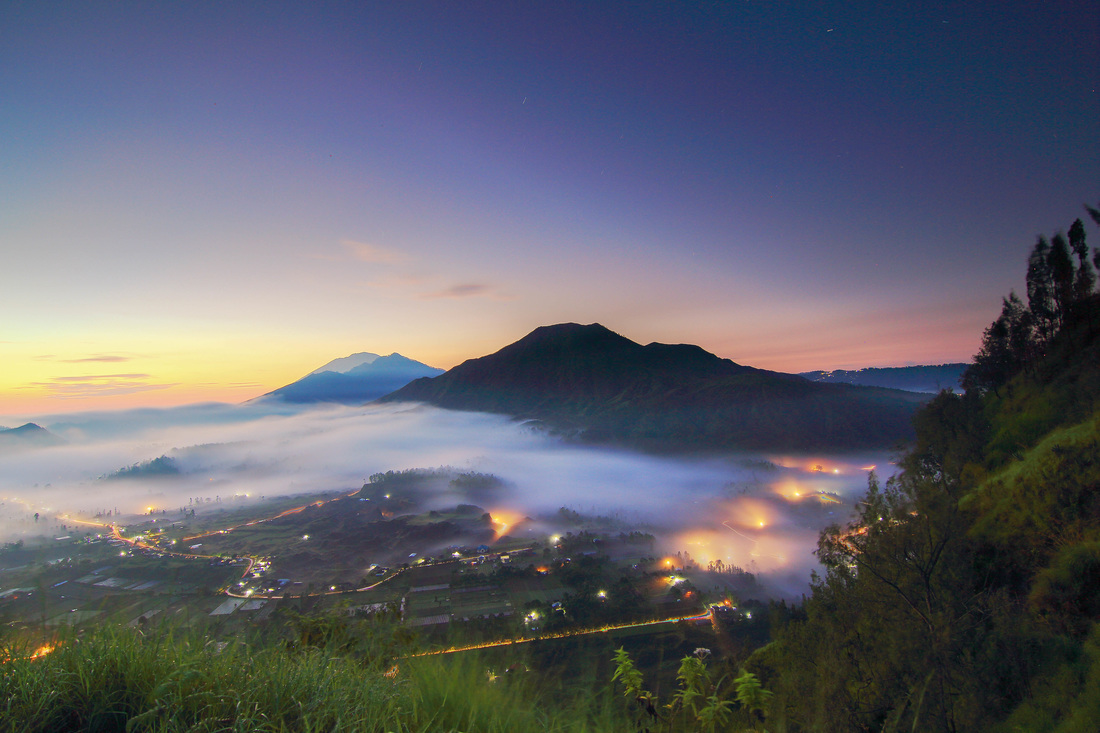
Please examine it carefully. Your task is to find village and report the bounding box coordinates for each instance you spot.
[1,473,768,658]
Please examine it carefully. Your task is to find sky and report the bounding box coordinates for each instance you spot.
[3,1,1099,417]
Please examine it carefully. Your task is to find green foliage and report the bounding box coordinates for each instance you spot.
[612,646,761,732]
[734,670,771,717]
[998,622,1100,733]
[760,208,1100,731]
[0,626,404,732]
[0,624,627,732]
[610,646,645,699]
[969,415,1100,592]
[1030,543,1100,636]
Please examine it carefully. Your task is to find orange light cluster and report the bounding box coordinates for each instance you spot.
[30,644,55,659]
[487,509,522,538]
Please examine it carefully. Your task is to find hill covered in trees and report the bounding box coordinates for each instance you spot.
[381,323,926,452]
[752,205,1100,731]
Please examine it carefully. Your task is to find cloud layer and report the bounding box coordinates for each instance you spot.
[1,402,890,598]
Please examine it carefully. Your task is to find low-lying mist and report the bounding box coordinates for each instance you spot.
[1,402,893,598]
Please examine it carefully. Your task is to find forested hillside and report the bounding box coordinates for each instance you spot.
[753,207,1100,731]
[383,322,926,452]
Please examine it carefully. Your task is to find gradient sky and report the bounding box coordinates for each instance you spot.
[3,1,1099,417]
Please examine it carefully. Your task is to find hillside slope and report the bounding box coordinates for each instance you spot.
[755,216,1100,731]
[383,323,925,452]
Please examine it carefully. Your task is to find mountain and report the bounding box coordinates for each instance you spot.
[0,422,64,450]
[309,352,379,375]
[379,323,927,452]
[263,353,444,405]
[800,364,967,393]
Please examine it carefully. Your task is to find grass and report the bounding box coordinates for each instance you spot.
[0,623,630,732]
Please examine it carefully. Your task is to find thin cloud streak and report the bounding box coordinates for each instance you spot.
[34,354,133,363]
[420,283,515,300]
[28,374,178,398]
[340,239,407,264]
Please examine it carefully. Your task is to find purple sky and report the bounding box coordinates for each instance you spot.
[2,1,1098,414]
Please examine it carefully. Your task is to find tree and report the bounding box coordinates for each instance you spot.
[1068,218,1096,301]
[1027,236,1056,344]
[1087,202,1100,272]
[962,293,1032,395]
[1047,232,1076,325]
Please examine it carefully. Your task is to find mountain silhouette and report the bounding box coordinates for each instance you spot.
[0,422,64,450]
[800,364,967,393]
[381,323,926,451]
[264,353,444,405]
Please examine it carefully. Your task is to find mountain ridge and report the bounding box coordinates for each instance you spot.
[800,363,967,393]
[0,422,64,450]
[382,323,926,452]
[308,352,380,376]
[263,352,443,405]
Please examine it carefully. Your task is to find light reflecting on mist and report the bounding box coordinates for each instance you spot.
[0,402,892,596]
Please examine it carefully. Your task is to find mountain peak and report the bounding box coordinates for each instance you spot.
[380,322,925,451]
[0,422,63,448]
[309,352,380,376]
[263,352,443,405]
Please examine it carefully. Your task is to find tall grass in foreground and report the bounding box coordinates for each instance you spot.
[0,627,628,732]
[401,652,625,732]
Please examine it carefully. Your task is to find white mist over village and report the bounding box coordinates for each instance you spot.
[1,400,889,598]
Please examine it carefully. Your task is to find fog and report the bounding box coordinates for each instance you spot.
[1,402,894,598]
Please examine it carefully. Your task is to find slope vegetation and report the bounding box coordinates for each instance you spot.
[756,211,1100,731]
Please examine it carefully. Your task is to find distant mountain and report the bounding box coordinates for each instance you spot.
[309,352,379,375]
[380,323,928,452]
[800,364,967,393]
[0,422,63,449]
[263,353,444,405]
